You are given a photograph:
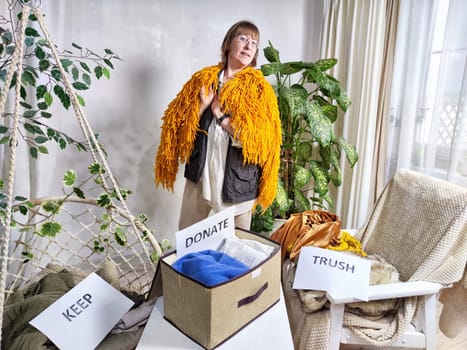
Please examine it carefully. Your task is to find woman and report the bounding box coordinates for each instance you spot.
[155,20,281,230]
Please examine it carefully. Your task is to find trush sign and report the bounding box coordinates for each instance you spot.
[293,246,371,300]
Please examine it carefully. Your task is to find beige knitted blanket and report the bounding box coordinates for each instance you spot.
[284,169,467,349]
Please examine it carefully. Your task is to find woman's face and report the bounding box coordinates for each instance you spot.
[227,33,258,69]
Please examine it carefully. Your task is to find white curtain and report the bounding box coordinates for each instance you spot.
[313,0,389,228]
[386,0,467,187]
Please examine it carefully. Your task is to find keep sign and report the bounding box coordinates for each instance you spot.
[293,246,371,301]
[29,272,134,350]
[176,207,235,257]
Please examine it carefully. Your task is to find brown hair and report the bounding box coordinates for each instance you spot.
[220,20,260,68]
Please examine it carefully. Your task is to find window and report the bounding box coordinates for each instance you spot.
[387,0,467,186]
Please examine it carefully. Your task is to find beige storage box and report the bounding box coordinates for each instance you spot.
[160,228,281,349]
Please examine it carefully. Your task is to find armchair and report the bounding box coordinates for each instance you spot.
[282,169,467,350]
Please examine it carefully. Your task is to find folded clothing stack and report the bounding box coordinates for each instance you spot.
[172,236,275,287]
[172,249,249,287]
[218,236,274,268]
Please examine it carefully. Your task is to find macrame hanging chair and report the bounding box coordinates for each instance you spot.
[0,2,162,345]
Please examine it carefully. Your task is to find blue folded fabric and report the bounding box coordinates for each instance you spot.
[172,249,249,287]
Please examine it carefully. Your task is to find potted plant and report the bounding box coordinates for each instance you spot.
[250,41,358,233]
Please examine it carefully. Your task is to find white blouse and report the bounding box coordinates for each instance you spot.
[200,70,255,216]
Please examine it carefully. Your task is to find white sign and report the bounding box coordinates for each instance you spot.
[30,272,134,350]
[176,207,235,257]
[293,246,371,301]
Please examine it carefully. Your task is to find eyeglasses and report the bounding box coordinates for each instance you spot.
[236,35,259,49]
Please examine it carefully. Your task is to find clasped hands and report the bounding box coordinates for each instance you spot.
[200,85,223,121]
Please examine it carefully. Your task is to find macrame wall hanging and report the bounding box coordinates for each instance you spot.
[0,2,164,344]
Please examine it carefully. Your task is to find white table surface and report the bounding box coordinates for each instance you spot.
[136,289,294,350]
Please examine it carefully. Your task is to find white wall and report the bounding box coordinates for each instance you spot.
[2,0,317,244]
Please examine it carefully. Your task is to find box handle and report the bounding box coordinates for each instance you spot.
[237,282,268,308]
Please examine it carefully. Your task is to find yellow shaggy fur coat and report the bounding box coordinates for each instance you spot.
[154,64,281,210]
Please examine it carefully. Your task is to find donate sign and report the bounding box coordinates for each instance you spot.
[293,246,371,301]
[175,207,235,257]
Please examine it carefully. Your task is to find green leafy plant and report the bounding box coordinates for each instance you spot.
[251,41,359,233]
[0,2,167,261]
[0,4,121,157]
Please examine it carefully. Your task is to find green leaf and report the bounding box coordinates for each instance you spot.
[34,46,46,60]
[58,138,67,150]
[51,69,61,81]
[336,88,351,112]
[2,31,13,45]
[36,84,47,99]
[260,62,281,76]
[20,101,32,109]
[88,162,104,175]
[63,169,77,187]
[337,137,359,167]
[280,62,303,75]
[25,27,40,37]
[0,126,8,133]
[24,123,44,135]
[263,42,280,63]
[37,101,48,110]
[321,104,338,123]
[42,200,61,214]
[29,147,38,159]
[273,181,291,216]
[35,135,49,144]
[73,187,85,199]
[97,193,112,208]
[80,61,91,73]
[60,59,73,72]
[293,165,312,188]
[76,95,85,106]
[315,58,337,71]
[310,161,329,196]
[18,205,28,215]
[21,70,36,86]
[103,58,114,69]
[41,111,52,118]
[72,67,79,81]
[72,82,89,90]
[293,188,311,212]
[0,135,9,144]
[94,66,103,79]
[44,92,53,106]
[38,145,48,154]
[114,226,127,246]
[297,141,313,162]
[82,73,91,85]
[39,59,50,72]
[102,67,110,79]
[53,85,70,109]
[305,101,332,146]
[20,85,27,99]
[38,221,62,237]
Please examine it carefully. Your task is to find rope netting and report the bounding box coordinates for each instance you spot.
[5,198,156,295]
[0,3,163,345]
